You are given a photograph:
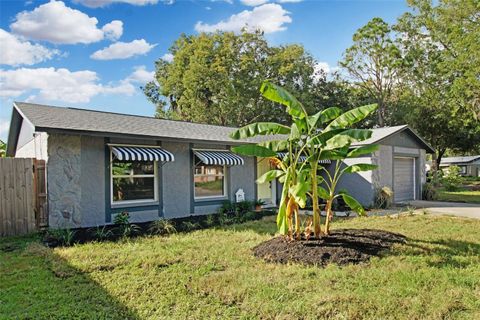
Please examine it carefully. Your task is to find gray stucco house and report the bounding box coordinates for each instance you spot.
[7,102,434,228]
[439,155,480,177]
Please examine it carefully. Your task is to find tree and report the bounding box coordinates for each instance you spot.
[231,81,377,239]
[0,140,6,157]
[394,1,480,169]
[340,17,402,127]
[403,0,480,119]
[144,30,320,127]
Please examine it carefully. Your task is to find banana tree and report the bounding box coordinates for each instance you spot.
[231,80,378,238]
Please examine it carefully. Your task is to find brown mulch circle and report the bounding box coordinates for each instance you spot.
[253,229,406,267]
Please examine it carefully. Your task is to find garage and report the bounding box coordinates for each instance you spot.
[394,157,415,202]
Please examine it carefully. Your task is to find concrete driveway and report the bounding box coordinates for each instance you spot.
[407,200,480,219]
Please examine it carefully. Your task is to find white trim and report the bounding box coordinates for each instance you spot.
[13,102,36,128]
[110,151,159,205]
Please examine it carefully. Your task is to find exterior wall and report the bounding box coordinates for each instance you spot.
[371,142,426,202]
[79,136,106,227]
[47,134,82,228]
[162,141,192,219]
[14,119,48,160]
[45,134,256,227]
[329,156,376,206]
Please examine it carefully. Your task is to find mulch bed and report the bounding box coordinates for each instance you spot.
[253,229,406,267]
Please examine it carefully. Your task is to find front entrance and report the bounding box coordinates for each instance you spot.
[256,158,277,206]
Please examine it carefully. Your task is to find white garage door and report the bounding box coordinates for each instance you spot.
[394,157,415,202]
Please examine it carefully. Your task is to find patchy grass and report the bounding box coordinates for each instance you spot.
[437,189,480,203]
[1,215,480,319]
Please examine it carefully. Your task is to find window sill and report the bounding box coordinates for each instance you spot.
[194,196,228,203]
[111,201,159,209]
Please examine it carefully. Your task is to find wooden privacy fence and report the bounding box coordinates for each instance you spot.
[0,158,47,236]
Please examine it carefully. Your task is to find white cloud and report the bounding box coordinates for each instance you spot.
[195,3,291,34]
[102,20,123,41]
[90,39,156,60]
[0,67,137,103]
[313,62,339,82]
[0,29,60,66]
[161,53,174,62]
[10,1,122,44]
[73,0,176,8]
[241,0,268,6]
[126,65,154,83]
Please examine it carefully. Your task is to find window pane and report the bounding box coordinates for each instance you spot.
[113,177,155,202]
[195,175,224,198]
[112,160,154,176]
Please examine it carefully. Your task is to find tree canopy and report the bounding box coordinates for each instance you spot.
[144,30,323,126]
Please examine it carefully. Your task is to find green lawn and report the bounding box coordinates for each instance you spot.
[437,189,480,203]
[437,178,480,203]
[2,215,480,319]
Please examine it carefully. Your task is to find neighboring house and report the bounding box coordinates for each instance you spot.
[7,102,434,228]
[439,155,480,177]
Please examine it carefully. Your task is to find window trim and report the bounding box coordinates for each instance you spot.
[110,149,159,206]
[193,155,227,200]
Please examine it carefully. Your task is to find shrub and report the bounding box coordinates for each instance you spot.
[180,221,200,232]
[89,225,113,241]
[422,182,437,200]
[113,211,140,237]
[46,228,76,246]
[442,165,462,191]
[148,219,176,235]
[204,214,217,227]
[374,186,394,209]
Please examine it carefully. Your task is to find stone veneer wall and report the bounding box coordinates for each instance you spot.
[47,134,82,228]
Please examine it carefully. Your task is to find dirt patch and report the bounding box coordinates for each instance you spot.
[253,229,406,266]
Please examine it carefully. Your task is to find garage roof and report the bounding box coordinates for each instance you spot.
[352,125,435,153]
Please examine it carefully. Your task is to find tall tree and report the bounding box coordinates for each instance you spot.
[144,30,320,127]
[340,17,402,127]
[0,140,6,157]
[394,0,480,169]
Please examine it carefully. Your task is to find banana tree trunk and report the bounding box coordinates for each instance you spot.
[311,163,321,238]
[324,198,333,235]
[294,207,301,240]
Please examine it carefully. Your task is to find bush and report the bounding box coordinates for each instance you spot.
[422,182,437,200]
[89,225,113,241]
[217,200,253,223]
[180,221,201,232]
[442,165,462,191]
[45,228,76,246]
[113,211,140,237]
[148,219,176,235]
[374,186,394,209]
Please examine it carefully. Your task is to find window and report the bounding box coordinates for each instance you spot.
[459,166,467,174]
[111,157,157,204]
[194,156,226,199]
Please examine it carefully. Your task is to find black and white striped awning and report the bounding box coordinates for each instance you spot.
[277,152,331,164]
[194,150,244,166]
[111,145,174,162]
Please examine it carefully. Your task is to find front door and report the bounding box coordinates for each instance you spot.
[257,158,276,206]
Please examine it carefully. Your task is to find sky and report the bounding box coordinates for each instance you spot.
[0,0,410,141]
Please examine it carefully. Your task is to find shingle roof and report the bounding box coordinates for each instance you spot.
[351,124,434,153]
[13,102,434,153]
[14,102,267,144]
[440,155,480,164]
[352,125,408,146]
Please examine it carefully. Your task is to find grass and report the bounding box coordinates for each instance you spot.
[1,215,480,319]
[437,178,480,203]
[437,189,480,203]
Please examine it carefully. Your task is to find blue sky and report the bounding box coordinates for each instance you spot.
[0,0,409,141]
